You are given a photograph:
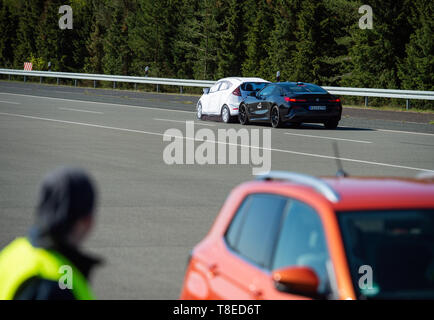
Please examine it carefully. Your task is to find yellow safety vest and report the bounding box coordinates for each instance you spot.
[0,237,95,300]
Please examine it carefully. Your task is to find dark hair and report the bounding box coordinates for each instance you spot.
[34,167,97,242]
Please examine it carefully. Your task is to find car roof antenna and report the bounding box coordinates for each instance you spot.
[333,142,349,178]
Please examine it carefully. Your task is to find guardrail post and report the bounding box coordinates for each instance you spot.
[94,80,96,88]
[40,77,42,84]
[156,84,159,93]
[74,79,77,87]
[8,74,11,81]
[57,78,60,85]
[24,75,26,83]
[134,83,137,91]
[364,96,369,107]
[406,99,410,110]
[180,86,183,94]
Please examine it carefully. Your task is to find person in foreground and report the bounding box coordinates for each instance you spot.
[0,167,102,300]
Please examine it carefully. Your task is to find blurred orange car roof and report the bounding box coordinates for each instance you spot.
[324,177,434,210]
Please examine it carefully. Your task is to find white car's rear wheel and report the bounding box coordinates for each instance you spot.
[197,102,203,120]
[221,105,231,123]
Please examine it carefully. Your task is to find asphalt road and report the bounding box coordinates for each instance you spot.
[0,81,433,299]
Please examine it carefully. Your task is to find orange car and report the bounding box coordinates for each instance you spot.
[180,171,434,300]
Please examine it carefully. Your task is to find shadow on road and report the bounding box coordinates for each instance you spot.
[198,119,375,132]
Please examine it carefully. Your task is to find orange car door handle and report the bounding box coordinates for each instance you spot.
[249,285,263,298]
[207,263,219,277]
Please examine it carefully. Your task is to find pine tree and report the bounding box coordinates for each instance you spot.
[326,0,361,86]
[315,0,360,85]
[343,0,412,89]
[216,0,243,78]
[84,0,110,74]
[242,0,274,79]
[174,0,222,80]
[172,0,200,79]
[35,0,77,71]
[0,1,19,68]
[128,0,183,77]
[69,0,94,72]
[267,0,299,81]
[292,0,335,84]
[14,0,44,68]
[398,0,433,91]
[102,0,133,75]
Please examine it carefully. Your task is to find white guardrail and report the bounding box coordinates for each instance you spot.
[1,69,433,108]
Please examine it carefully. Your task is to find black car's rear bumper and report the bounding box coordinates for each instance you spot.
[281,105,342,123]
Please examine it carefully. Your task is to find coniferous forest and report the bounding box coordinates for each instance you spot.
[0,0,432,93]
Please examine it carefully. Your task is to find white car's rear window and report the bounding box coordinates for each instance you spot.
[241,82,268,92]
[219,81,232,91]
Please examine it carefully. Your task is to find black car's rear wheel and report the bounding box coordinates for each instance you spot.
[239,104,249,125]
[271,106,282,128]
[324,119,339,129]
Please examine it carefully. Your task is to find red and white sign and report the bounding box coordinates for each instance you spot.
[24,62,33,71]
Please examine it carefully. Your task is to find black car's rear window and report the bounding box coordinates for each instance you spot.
[281,83,327,94]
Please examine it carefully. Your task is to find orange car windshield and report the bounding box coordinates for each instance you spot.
[338,209,434,300]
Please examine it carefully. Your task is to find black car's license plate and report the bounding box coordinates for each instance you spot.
[309,106,327,111]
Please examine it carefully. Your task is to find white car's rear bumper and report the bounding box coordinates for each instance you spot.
[227,102,240,116]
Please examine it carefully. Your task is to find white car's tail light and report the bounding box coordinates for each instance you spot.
[232,87,241,96]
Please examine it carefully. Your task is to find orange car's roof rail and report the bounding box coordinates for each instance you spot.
[256,171,341,203]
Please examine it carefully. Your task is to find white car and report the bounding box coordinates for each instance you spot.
[196,77,269,123]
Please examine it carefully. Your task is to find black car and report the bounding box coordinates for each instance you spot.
[238,82,342,129]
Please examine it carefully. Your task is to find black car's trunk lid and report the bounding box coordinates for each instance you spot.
[291,93,333,103]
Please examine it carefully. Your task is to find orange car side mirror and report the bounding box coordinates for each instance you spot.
[272,266,320,297]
